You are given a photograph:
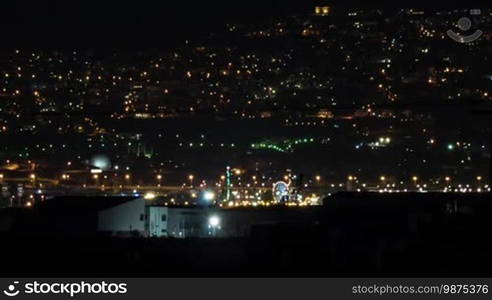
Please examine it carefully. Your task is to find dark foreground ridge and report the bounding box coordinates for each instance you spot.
[1,192,492,277]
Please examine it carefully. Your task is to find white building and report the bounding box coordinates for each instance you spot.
[98,197,146,236]
[146,206,168,237]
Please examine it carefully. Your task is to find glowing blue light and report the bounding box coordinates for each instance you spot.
[90,155,111,170]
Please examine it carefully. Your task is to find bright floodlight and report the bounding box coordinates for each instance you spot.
[203,191,216,201]
[144,192,156,200]
[208,215,220,227]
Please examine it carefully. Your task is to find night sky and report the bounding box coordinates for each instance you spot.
[2,0,488,48]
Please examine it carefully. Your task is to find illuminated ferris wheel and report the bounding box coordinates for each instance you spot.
[272,181,290,203]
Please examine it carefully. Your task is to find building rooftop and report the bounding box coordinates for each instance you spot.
[36,196,141,213]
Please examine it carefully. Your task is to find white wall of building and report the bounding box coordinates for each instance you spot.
[147,206,168,237]
[167,207,208,238]
[98,198,145,235]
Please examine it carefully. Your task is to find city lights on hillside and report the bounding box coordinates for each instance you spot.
[1,9,491,212]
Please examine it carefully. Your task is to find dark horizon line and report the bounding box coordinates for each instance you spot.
[1,1,491,49]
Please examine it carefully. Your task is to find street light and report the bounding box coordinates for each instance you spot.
[29,174,36,187]
[208,215,221,236]
[209,215,220,227]
[203,191,216,202]
[188,174,194,187]
[93,174,99,186]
